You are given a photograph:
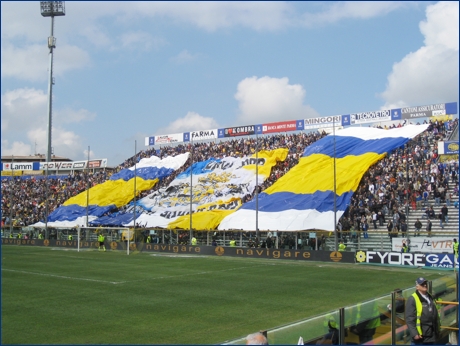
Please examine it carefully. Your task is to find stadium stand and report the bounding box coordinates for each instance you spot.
[1,118,458,248]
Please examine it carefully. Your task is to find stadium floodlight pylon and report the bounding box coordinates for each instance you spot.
[40,1,65,163]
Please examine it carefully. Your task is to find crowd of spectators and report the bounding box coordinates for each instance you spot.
[1,170,109,226]
[1,117,458,232]
[338,118,459,241]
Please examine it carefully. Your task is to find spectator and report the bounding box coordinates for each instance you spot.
[246,332,268,345]
[414,219,422,237]
[426,219,432,238]
[441,204,448,223]
[400,220,408,238]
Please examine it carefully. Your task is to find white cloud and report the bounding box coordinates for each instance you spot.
[116,2,294,32]
[1,139,32,157]
[235,76,319,124]
[117,31,162,51]
[300,1,406,27]
[379,1,459,109]
[56,107,97,124]
[1,44,48,82]
[420,1,458,50]
[170,49,202,64]
[159,111,220,134]
[0,1,409,84]
[1,88,47,131]
[1,43,90,82]
[1,87,92,160]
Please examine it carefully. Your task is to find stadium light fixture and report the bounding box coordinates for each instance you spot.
[40,1,65,163]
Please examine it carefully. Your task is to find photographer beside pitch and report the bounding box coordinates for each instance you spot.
[405,277,440,345]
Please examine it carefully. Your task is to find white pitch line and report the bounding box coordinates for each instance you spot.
[2,268,124,285]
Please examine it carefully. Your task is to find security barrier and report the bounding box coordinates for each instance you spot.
[222,273,458,345]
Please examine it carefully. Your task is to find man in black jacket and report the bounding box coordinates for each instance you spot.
[405,277,440,345]
[414,219,422,237]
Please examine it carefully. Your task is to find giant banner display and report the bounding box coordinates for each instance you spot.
[218,125,428,232]
[392,237,455,253]
[35,154,190,228]
[133,149,288,229]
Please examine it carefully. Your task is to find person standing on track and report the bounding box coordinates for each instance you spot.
[98,233,106,252]
[405,277,440,345]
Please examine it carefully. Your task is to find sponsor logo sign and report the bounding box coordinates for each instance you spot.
[88,160,107,168]
[262,120,298,134]
[38,160,105,171]
[72,162,86,169]
[444,141,459,155]
[350,110,391,125]
[190,129,217,141]
[355,250,459,269]
[392,237,455,253]
[391,108,402,121]
[1,240,355,263]
[355,250,426,267]
[155,133,183,144]
[2,162,40,171]
[304,116,341,130]
[222,125,256,137]
[425,253,458,269]
[401,103,447,119]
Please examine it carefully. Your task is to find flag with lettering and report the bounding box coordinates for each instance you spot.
[218,125,429,231]
[35,153,189,227]
[134,149,288,229]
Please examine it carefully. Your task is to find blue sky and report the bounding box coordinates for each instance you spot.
[1,1,458,167]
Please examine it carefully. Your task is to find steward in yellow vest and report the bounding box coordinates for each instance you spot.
[350,301,381,344]
[98,233,106,251]
[405,277,440,344]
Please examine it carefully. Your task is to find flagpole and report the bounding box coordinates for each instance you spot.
[86,145,90,227]
[255,132,259,240]
[333,118,338,251]
[133,140,137,245]
[190,139,193,242]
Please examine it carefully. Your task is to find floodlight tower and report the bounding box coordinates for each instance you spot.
[40,1,65,163]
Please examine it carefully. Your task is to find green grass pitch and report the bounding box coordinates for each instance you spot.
[1,246,443,344]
